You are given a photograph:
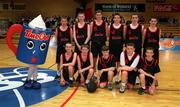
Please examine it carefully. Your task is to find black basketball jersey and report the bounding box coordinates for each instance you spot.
[98,55,115,70]
[140,58,160,75]
[79,52,90,68]
[126,24,142,46]
[124,51,138,66]
[57,27,71,45]
[62,53,74,64]
[92,21,106,43]
[109,24,124,43]
[144,28,160,49]
[75,23,88,45]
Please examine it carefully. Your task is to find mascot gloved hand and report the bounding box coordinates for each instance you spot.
[6,15,52,89]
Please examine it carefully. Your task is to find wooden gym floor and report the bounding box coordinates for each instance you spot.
[0,38,180,107]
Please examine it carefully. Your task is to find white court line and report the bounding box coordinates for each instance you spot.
[0,69,52,75]
[13,89,26,107]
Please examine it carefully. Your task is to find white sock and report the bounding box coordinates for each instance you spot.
[85,79,90,84]
[142,86,146,89]
[69,77,73,81]
[121,82,126,86]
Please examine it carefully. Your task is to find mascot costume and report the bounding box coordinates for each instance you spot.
[6,15,52,89]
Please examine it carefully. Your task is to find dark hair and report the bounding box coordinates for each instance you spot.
[95,10,102,14]
[101,45,109,51]
[113,13,120,17]
[146,47,154,52]
[149,17,158,22]
[125,43,135,48]
[78,12,85,16]
[81,44,89,50]
[60,16,68,21]
[71,42,75,46]
[65,42,72,46]
[131,14,139,18]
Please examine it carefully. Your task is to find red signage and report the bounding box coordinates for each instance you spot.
[153,4,180,12]
[25,29,50,41]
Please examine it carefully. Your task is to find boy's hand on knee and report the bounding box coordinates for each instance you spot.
[60,79,65,86]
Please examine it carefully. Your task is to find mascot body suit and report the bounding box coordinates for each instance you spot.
[6,15,52,89]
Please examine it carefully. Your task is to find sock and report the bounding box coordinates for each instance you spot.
[85,79,90,84]
[142,86,146,89]
[69,77,73,81]
[121,82,126,86]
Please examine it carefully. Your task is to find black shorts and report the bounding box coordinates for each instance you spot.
[61,67,69,81]
[91,42,105,57]
[76,70,89,82]
[127,71,138,85]
[56,45,66,63]
[61,65,78,81]
[144,76,155,86]
[109,43,123,62]
[100,70,117,82]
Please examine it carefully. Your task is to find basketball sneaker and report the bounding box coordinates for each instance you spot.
[32,80,41,89]
[24,79,33,89]
[107,82,113,91]
[119,83,126,93]
[138,88,145,95]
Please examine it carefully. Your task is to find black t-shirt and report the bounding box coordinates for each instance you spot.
[139,58,160,75]
[98,55,116,70]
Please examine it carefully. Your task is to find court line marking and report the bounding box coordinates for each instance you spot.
[60,86,79,107]
[13,89,26,107]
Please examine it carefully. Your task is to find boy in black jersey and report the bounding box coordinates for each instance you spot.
[118,43,140,93]
[125,14,144,56]
[77,45,94,86]
[97,46,116,90]
[90,10,108,66]
[143,18,161,62]
[59,43,77,86]
[109,13,126,84]
[138,47,160,95]
[73,12,91,54]
[109,13,125,63]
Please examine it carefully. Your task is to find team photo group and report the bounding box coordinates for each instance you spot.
[45,10,161,95]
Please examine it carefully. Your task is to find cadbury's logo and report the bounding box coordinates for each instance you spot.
[25,29,50,41]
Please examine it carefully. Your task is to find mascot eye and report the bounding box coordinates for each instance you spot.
[27,41,34,49]
[40,43,47,51]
